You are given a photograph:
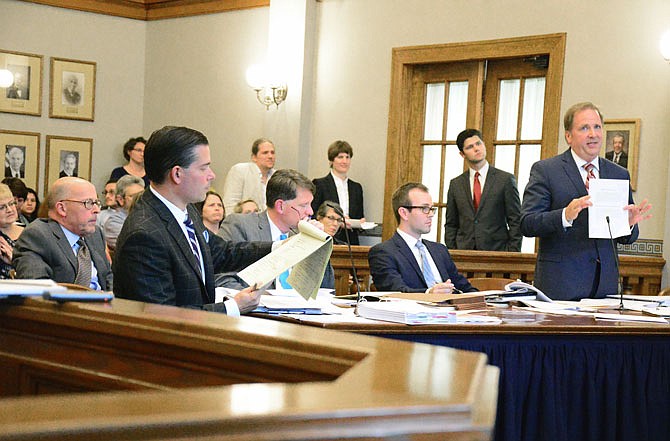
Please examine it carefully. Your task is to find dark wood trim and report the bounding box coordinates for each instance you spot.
[0,297,497,440]
[19,0,269,20]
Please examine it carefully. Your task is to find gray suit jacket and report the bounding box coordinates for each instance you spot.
[219,211,335,289]
[13,219,113,290]
[445,166,522,251]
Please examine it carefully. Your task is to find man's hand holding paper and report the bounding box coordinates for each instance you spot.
[587,179,633,238]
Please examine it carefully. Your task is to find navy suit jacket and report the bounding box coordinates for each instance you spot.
[311,173,364,245]
[13,219,113,290]
[521,149,638,300]
[445,166,522,251]
[113,189,272,312]
[368,232,476,293]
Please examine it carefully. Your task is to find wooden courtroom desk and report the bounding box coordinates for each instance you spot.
[277,307,670,441]
[0,297,498,441]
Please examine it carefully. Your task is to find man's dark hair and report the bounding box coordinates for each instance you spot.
[391,182,429,224]
[327,140,353,162]
[456,129,483,152]
[251,138,273,156]
[122,136,147,161]
[1,177,28,200]
[266,169,315,208]
[144,126,208,184]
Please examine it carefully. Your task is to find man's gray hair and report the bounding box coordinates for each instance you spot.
[115,175,145,198]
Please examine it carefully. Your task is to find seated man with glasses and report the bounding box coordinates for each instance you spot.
[219,168,334,289]
[368,182,476,294]
[13,177,112,290]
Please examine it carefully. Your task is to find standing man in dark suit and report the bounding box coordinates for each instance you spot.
[311,140,365,245]
[521,102,651,300]
[368,182,476,294]
[113,126,273,315]
[445,129,522,251]
[604,132,628,168]
[13,177,112,290]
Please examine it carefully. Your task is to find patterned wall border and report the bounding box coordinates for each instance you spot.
[619,239,663,257]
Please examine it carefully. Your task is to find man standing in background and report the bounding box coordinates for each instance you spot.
[222,138,275,214]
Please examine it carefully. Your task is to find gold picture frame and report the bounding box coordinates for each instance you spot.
[0,129,40,190]
[49,57,96,121]
[0,49,43,116]
[601,118,640,191]
[46,135,92,192]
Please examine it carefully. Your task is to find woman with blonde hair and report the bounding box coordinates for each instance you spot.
[0,183,24,278]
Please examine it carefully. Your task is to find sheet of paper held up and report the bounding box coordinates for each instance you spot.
[238,220,333,300]
[587,179,630,239]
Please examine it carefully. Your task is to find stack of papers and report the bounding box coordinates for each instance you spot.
[357,300,457,325]
[0,280,66,298]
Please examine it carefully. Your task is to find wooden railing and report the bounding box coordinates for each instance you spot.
[0,297,498,440]
[331,245,665,295]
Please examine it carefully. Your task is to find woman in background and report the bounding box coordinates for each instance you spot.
[0,184,24,278]
[109,137,149,187]
[196,190,225,235]
[21,188,40,223]
[233,199,259,214]
[311,140,365,245]
[315,201,344,241]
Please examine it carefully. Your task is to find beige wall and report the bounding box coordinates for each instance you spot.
[0,0,146,195]
[2,0,669,282]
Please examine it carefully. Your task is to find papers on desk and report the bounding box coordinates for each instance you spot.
[357,299,457,325]
[238,220,333,300]
[587,179,631,239]
[0,279,66,298]
[252,289,344,315]
[348,219,377,230]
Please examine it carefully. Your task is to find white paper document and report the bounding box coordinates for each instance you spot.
[237,220,333,300]
[348,219,377,230]
[587,179,630,239]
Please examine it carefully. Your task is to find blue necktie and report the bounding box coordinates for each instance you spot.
[416,240,436,288]
[278,233,292,288]
[183,215,202,269]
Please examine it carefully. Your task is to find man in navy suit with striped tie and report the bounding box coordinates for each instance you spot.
[113,126,273,315]
[368,182,476,294]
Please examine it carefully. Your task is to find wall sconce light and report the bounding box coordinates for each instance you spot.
[0,69,14,88]
[246,64,288,110]
[660,30,670,62]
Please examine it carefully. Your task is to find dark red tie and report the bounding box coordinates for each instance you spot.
[473,171,482,211]
[584,163,596,191]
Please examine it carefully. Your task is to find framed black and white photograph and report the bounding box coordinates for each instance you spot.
[46,135,92,191]
[601,119,640,191]
[0,49,43,116]
[49,57,96,121]
[0,129,40,190]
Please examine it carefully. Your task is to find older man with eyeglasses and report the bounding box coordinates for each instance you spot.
[13,177,112,290]
[368,182,476,294]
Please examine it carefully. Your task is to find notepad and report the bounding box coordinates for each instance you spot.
[357,300,457,325]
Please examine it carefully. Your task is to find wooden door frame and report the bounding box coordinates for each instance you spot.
[383,33,566,240]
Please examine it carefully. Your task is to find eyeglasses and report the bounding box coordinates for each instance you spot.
[60,199,102,210]
[132,148,145,153]
[324,215,344,224]
[0,200,17,211]
[102,190,115,195]
[402,205,438,215]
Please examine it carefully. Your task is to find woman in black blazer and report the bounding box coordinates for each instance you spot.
[311,140,365,245]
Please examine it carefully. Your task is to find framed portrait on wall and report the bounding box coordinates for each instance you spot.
[46,135,92,192]
[49,57,96,121]
[0,49,43,116]
[600,119,640,191]
[0,130,40,190]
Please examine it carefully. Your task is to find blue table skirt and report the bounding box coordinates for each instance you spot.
[378,333,670,441]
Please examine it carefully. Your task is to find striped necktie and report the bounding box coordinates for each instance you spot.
[183,215,202,268]
[584,163,596,191]
[416,240,436,288]
[73,239,92,289]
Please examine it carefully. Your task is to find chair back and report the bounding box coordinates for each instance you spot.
[468,277,516,291]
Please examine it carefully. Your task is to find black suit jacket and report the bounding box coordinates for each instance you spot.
[368,232,476,293]
[4,166,24,178]
[311,173,364,244]
[445,166,522,251]
[605,150,628,168]
[521,149,638,300]
[13,218,113,290]
[113,189,272,312]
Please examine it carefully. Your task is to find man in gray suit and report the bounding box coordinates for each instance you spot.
[219,169,334,289]
[13,177,113,290]
[444,128,522,251]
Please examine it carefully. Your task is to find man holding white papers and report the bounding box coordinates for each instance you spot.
[521,102,651,300]
[368,183,476,294]
[219,169,334,289]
